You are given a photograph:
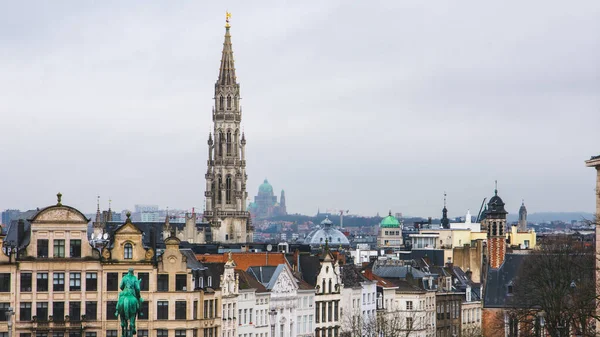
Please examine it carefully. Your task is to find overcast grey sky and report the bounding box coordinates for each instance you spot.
[1,1,599,218]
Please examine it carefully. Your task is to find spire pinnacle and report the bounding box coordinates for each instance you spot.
[225,11,231,29]
[217,13,237,86]
[494,180,498,196]
[444,191,447,208]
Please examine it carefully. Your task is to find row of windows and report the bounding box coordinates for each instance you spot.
[10,271,191,293]
[17,330,204,337]
[36,239,81,258]
[295,314,314,334]
[0,301,97,322]
[315,301,339,323]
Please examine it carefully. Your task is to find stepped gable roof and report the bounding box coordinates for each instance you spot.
[196,252,289,271]
[483,254,528,308]
[340,264,369,288]
[237,269,268,293]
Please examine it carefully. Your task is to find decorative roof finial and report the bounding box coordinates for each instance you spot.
[95,195,101,223]
[444,191,447,208]
[126,211,132,223]
[228,250,233,262]
[225,11,231,28]
[57,192,62,206]
[494,180,498,196]
[389,210,392,216]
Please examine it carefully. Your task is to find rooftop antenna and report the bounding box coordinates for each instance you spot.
[444,191,447,208]
[494,180,498,196]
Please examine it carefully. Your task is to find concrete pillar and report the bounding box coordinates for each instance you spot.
[585,155,600,321]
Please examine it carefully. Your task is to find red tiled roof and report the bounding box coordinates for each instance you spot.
[362,268,396,288]
[196,252,289,271]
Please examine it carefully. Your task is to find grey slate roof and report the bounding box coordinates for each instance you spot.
[298,255,321,286]
[181,249,206,270]
[373,265,428,279]
[340,264,369,288]
[247,266,278,287]
[483,254,529,308]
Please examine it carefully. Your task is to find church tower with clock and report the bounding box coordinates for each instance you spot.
[203,13,253,243]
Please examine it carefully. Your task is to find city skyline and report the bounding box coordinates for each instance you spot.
[1,1,599,216]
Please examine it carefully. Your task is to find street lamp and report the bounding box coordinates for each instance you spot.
[7,307,15,337]
[269,309,277,337]
[537,310,545,337]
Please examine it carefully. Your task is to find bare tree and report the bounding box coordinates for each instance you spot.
[342,308,426,337]
[508,235,599,337]
[462,325,483,337]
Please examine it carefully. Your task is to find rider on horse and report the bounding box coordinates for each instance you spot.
[116,268,143,336]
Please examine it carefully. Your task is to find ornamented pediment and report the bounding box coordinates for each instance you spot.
[115,222,142,235]
[273,270,297,294]
[32,206,88,223]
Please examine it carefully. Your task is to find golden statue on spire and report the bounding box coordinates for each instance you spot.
[225,11,232,28]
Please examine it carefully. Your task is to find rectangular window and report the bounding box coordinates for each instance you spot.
[20,302,32,321]
[157,330,168,337]
[70,239,81,258]
[193,301,198,320]
[21,334,32,337]
[0,303,8,322]
[139,301,149,320]
[21,273,32,292]
[37,239,49,257]
[176,301,187,320]
[36,302,48,321]
[175,330,186,337]
[139,272,149,291]
[328,302,332,322]
[69,302,81,321]
[406,301,413,310]
[85,301,97,321]
[203,300,208,319]
[106,331,117,337]
[86,272,97,291]
[53,273,65,291]
[85,333,96,337]
[0,274,10,292]
[70,272,81,291]
[334,301,338,321]
[138,331,148,337]
[107,273,118,291]
[53,302,65,321]
[157,274,169,291]
[52,333,63,337]
[157,301,169,320]
[176,274,187,291]
[106,301,117,320]
[53,239,65,258]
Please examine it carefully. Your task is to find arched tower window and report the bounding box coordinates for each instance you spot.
[226,175,232,204]
[499,221,504,236]
[227,96,232,109]
[219,96,224,111]
[124,243,133,259]
[328,279,332,294]
[218,132,225,157]
[234,96,238,110]
[226,131,232,156]
[217,176,223,204]
[322,279,326,294]
[211,181,216,209]
[492,222,497,236]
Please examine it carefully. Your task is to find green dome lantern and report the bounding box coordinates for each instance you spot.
[380,211,400,228]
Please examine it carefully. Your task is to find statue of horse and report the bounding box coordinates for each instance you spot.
[115,268,143,337]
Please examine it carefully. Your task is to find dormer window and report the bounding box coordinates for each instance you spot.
[208,276,212,287]
[200,277,204,288]
[507,283,514,295]
[124,243,133,259]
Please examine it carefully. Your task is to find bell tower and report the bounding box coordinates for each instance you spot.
[204,12,253,243]
[484,182,508,269]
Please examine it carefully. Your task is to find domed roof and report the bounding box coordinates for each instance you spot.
[380,211,400,228]
[487,189,507,215]
[304,216,350,247]
[258,179,273,195]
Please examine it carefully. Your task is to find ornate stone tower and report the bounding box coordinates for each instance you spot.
[518,200,527,231]
[484,184,508,269]
[280,190,287,215]
[441,192,450,229]
[204,13,253,243]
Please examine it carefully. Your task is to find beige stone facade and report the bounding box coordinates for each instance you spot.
[0,197,220,337]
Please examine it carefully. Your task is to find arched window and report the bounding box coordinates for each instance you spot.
[219,132,225,157]
[124,243,133,259]
[499,222,504,236]
[217,176,223,204]
[226,175,232,204]
[225,234,229,241]
[208,276,212,287]
[219,96,224,110]
[492,222,497,236]
[227,96,232,109]
[322,279,326,294]
[200,277,204,288]
[226,131,232,156]
[328,279,332,294]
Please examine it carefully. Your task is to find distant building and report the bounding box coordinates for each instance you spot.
[304,217,350,248]
[377,211,403,248]
[248,179,287,219]
[1,209,21,226]
[518,200,528,231]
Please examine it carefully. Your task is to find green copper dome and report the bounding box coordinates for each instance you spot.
[380,212,400,228]
[258,179,273,195]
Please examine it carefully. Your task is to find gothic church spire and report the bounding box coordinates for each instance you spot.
[217,12,237,86]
